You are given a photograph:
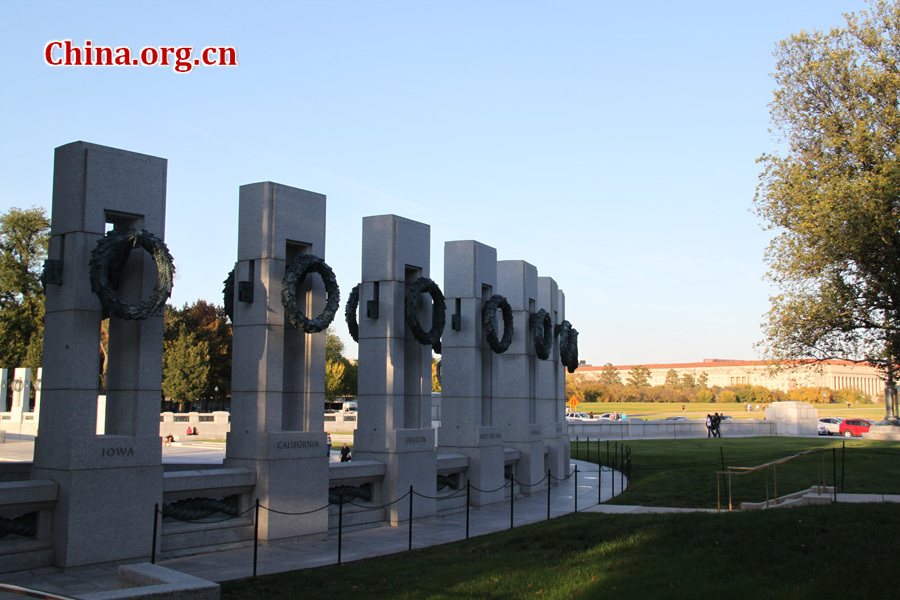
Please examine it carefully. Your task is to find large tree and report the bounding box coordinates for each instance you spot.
[755,1,900,410]
[162,325,211,412]
[598,363,623,386]
[626,365,651,387]
[164,301,231,410]
[0,207,50,370]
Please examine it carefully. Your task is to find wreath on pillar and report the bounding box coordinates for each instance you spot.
[345,284,360,342]
[556,320,579,373]
[89,228,175,320]
[222,268,235,322]
[405,277,446,353]
[482,294,514,354]
[530,309,553,360]
[281,255,340,333]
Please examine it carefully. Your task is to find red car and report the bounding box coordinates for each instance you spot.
[839,418,873,437]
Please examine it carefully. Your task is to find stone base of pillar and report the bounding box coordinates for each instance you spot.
[355,428,437,525]
[31,463,163,569]
[225,431,330,542]
[439,427,505,506]
[503,426,547,496]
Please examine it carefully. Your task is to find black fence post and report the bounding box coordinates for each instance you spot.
[832,447,837,502]
[587,436,591,463]
[338,497,344,565]
[253,498,260,577]
[575,436,580,460]
[596,438,600,465]
[151,503,159,564]
[606,439,610,466]
[574,465,579,513]
[509,479,515,530]
[598,463,603,505]
[408,485,414,551]
[620,446,625,491]
[547,470,551,520]
[841,440,846,493]
[466,480,471,539]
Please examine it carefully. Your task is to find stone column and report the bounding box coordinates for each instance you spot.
[537,277,566,482]
[496,260,545,495]
[224,182,330,541]
[0,369,7,413]
[9,368,30,424]
[354,215,437,524]
[32,141,166,568]
[33,368,42,416]
[438,241,505,506]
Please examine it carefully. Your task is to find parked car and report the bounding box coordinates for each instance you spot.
[839,418,873,437]
[665,416,690,421]
[599,412,627,421]
[566,412,595,422]
[818,417,844,435]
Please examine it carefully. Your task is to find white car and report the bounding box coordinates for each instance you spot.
[565,412,595,422]
[818,417,844,435]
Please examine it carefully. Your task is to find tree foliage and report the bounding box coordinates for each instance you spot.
[162,325,211,410]
[0,207,49,369]
[755,0,900,379]
[325,328,357,401]
[598,363,622,386]
[664,369,680,387]
[626,365,652,387]
[164,301,231,410]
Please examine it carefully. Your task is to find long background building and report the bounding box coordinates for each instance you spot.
[573,359,885,401]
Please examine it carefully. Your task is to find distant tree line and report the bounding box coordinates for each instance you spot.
[566,362,872,405]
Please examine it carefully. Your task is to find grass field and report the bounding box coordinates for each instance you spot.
[573,436,900,508]
[222,504,900,599]
[571,401,886,422]
[221,437,900,599]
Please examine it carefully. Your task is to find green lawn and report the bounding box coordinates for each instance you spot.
[222,503,900,600]
[573,436,900,508]
[221,437,900,599]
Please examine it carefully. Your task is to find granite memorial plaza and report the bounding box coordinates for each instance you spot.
[0,142,583,596]
[2,142,896,600]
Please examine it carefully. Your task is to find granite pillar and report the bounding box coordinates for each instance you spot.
[438,241,505,506]
[224,182,330,541]
[354,215,437,524]
[496,260,545,495]
[32,141,166,568]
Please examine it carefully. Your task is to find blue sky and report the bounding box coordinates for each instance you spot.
[0,0,872,365]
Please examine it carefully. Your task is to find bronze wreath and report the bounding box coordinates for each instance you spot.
[482,294,514,354]
[557,320,579,373]
[345,284,360,342]
[223,268,235,322]
[89,228,174,320]
[281,255,340,333]
[530,309,553,360]
[404,277,446,351]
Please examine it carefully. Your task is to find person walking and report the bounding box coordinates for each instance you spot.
[340,443,351,462]
[713,413,722,438]
[706,414,713,438]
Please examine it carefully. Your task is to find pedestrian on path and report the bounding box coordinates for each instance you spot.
[706,414,713,438]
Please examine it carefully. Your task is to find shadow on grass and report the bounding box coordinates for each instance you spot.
[223,503,896,600]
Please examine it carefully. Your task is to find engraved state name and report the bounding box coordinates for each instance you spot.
[101,447,135,457]
[276,440,320,449]
[404,436,427,444]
